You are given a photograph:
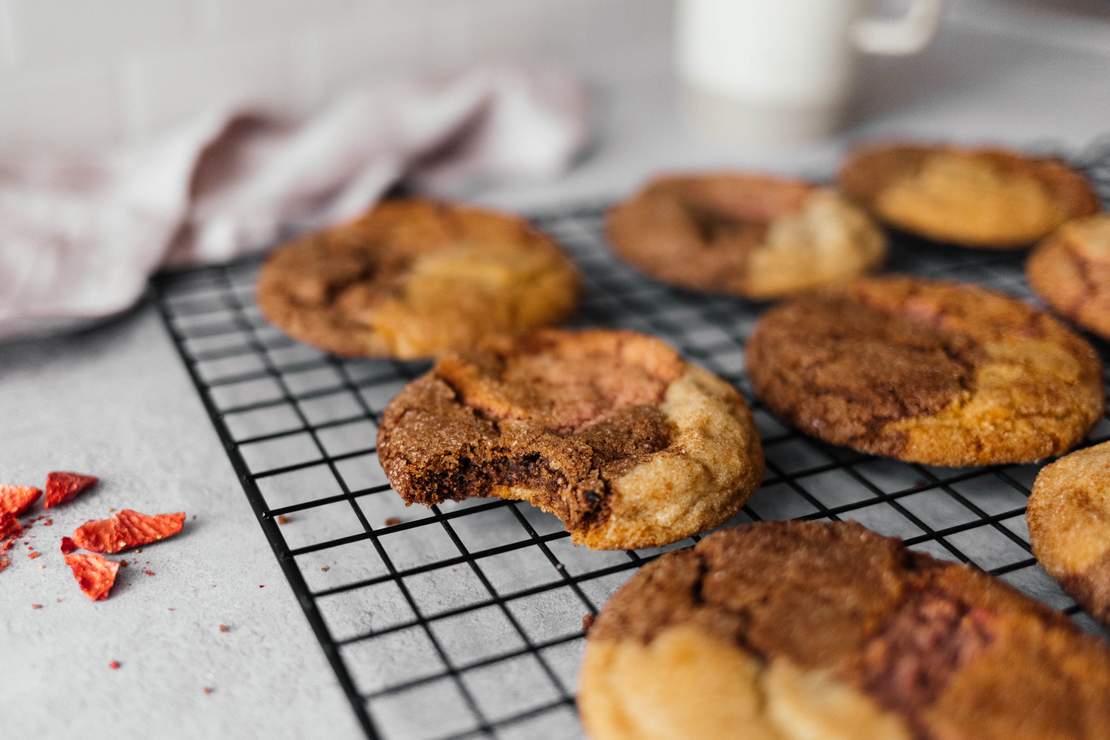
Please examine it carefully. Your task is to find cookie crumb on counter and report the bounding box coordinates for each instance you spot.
[219,624,231,633]
[384,516,402,527]
[31,603,43,609]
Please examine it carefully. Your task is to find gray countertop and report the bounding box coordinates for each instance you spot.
[4,14,1110,740]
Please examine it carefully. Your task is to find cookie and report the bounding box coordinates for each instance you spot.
[1027,214,1110,340]
[580,521,1110,740]
[747,276,1103,466]
[839,142,1099,248]
[376,329,762,550]
[256,200,580,359]
[606,173,886,299]
[1027,441,1110,628]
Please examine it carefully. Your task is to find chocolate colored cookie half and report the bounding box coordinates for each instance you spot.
[580,521,1110,740]
[1027,214,1110,340]
[257,200,580,359]
[746,276,1103,466]
[839,142,1098,248]
[1027,441,1110,628]
[376,329,763,550]
[606,172,885,299]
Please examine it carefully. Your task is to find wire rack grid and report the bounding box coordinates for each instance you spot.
[153,145,1110,740]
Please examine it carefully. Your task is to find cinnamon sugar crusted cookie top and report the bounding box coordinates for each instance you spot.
[839,142,1099,248]
[580,521,1110,740]
[606,172,885,299]
[256,199,580,359]
[377,329,762,550]
[747,276,1103,466]
[1027,214,1110,340]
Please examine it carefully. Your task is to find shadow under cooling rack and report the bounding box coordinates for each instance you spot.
[153,148,1110,740]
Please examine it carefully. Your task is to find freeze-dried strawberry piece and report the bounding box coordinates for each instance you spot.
[72,509,186,554]
[0,485,41,516]
[0,513,22,540]
[0,555,9,573]
[44,472,98,508]
[65,553,120,601]
[60,536,77,554]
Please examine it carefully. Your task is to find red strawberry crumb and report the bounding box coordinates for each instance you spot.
[43,518,53,526]
[28,551,41,560]
[44,472,98,508]
[65,553,120,601]
[72,509,186,554]
[0,513,22,540]
[0,555,9,573]
[31,603,43,609]
[276,514,290,525]
[219,624,230,633]
[143,569,155,577]
[60,537,77,554]
[0,485,42,517]
[202,687,214,695]
[109,660,121,670]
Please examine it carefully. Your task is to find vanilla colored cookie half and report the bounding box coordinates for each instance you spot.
[579,521,1110,740]
[839,142,1098,248]
[376,329,763,550]
[1027,441,1110,628]
[256,200,580,359]
[746,276,1103,466]
[1027,214,1110,340]
[606,172,885,299]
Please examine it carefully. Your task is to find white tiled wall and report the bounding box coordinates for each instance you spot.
[0,0,672,152]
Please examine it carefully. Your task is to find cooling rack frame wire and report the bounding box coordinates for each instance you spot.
[153,143,1110,740]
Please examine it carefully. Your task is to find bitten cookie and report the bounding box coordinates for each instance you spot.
[747,276,1103,466]
[1027,214,1110,340]
[839,142,1098,248]
[606,173,885,299]
[256,200,580,359]
[376,329,763,550]
[580,521,1110,740]
[1027,441,1110,628]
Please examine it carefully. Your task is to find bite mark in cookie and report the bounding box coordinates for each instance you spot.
[747,276,1104,466]
[377,330,763,550]
[1027,441,1110,628]
[580,521,1110,740]
[607,172,886,299]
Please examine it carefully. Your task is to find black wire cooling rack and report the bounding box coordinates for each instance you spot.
[154,144,1110,740]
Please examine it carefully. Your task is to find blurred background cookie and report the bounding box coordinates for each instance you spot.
[257,200,580,358]
[1027,214,1110,340]
[1027,441,1110,629]
[606,172,885,299]
[377,329,762,549]
[579,521,1110,740]
[839,143,1098,248]
[747,276,1103,466]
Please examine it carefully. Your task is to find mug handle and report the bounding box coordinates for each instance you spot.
[852,0,944,55]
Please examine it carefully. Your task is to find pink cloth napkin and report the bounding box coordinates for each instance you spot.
[0,65,587,341]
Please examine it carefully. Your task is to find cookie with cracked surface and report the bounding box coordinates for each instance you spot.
[1027,441,1110,628]
[606,172,886,299]
[747,276,1104,466]
[376,329,763,550]
[839,142,1098,248]
[579,521,1110,740]
[1027,214,1110,340]
[256,200,580,359]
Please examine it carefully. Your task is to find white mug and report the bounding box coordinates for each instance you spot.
[677,0,944,141]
